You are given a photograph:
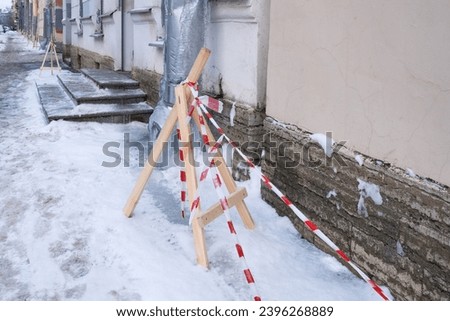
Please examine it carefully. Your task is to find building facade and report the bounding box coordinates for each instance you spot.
[13,0,63,48]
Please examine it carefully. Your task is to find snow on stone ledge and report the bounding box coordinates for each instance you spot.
[355,154,364,166]
[309,133,335,157]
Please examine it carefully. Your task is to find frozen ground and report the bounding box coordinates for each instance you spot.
[0,32,390,301]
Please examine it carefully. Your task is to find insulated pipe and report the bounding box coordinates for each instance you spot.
[120,0,124,70]
[147,0,208,167]
[148,0,208,143]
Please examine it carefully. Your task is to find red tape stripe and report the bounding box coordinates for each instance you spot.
[180,171,186,182]
[220,198,229,211]
[208,97,220,112]
[244,269,255,284]
[246,160,255,168]
[236,244,244,258]
[213,174,222,188]
[261,175,272,188]
[336,250,350,262]
[305,220,318,232]
[227,221,236,234]
[281,196,292,206]
[181,191,186,202]
[200,168,209,181]
[369,280,389,301]
[190,197,200,211]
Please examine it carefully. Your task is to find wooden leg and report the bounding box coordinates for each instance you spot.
[192,218,208,268]
[39,42,51,74]
[123,106,178,217]
[175,86,209,267]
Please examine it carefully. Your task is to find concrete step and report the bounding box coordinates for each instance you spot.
[57,73,147,105]
[36,82,153,123]
[80,68,140,89]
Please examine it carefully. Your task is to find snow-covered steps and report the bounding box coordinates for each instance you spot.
[80,68,140,90]
[36,82,153,123]
[36,82,75,118]
[57,73,147,105]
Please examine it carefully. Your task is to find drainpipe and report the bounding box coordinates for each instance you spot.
[120,0,124,70]
[32,0,38,40]
[147,0,208,167]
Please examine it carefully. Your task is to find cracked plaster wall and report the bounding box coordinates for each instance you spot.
[266,0,450,187]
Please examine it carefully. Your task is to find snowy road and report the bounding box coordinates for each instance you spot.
[0,32,388,300]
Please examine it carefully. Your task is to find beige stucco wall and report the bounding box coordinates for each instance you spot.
[266,0,450,186]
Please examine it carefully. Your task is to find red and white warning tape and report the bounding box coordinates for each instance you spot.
[210,167,261,301]
[186,82,390,301]
[186,88,261,301]
[177,128,187,218]
[188,134,225,226]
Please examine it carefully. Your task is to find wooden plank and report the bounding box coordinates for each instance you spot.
[192,219,208,268]
[197,187,248,228]
[175,85,209,267]
[175,85,198,205]
[186,48,211,84]
[123,106,178,217]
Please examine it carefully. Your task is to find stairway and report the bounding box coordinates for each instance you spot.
[36,68,153,123]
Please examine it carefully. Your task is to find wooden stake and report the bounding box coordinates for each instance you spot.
[175,86,208,267]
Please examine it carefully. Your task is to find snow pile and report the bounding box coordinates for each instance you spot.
[357,179,383,217]
[309,133,335,157]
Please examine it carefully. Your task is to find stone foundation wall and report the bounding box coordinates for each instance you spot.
[204,96,266,180]
[68,46,115,70]
[131,68,162,107]
[62,44,71,63]
[261,116,450,300]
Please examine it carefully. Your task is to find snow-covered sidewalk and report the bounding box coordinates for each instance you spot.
[0,32,389,300]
